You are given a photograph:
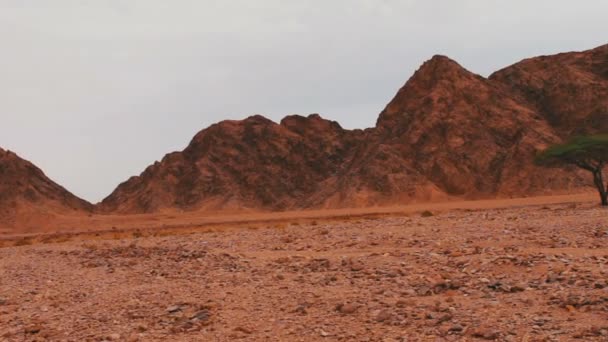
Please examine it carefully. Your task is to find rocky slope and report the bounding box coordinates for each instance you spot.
[100,111,447,214]
[100,115,366,213]
[374,55,583,198]
[0,148,91,229]
[100,45,606,213]
[490,44,608,137]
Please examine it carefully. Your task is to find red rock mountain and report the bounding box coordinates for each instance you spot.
[100,115,364,212]
[100,45,607,213]
[99,113,437,214]
[373,55,581,198]
[490,44,608,137]
[0,148,92,229]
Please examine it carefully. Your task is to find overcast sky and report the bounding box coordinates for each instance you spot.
[1,1,607,203]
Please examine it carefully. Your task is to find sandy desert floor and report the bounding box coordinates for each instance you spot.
[1,196,608,341]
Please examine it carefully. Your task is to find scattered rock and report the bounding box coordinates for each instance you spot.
[166,305,182,313]
[294,304,309,315]
[471,328,500,340]
[190,309,211,322]
[234,326,253,334]
[336,303,359,314]
[107,333,121,341]
[449,324,464,333]
[24,326,41,335]
[421,211,434,218]
[375,309,392,322]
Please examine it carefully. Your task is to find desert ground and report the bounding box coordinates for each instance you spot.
[1,194,608,341]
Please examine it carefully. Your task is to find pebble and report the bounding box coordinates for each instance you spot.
[449,324,464,332]
[107,333,121,341]
[190,309,211,322]
[166,305,181,313]
[375,309,392,322]
[472,328,500,340]
[336,303,359,314]
[234,326,253,334]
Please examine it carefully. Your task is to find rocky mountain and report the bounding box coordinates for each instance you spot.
[374,55,581,198]
[100,45,606,213]
[0,148,92,229]
[100,115,365,212]
[2,45,604,229]
[490,44,608,137]
[100,112,448,213]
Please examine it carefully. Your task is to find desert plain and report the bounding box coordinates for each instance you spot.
[1,194,607,341]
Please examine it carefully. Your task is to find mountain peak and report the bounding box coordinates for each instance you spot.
[427,54,461,65]
[280,113,343,133]
[414,55,471,79]
[376,55,486,130]
[243,114,275,124]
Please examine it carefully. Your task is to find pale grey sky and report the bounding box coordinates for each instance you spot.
[1,0,607,203]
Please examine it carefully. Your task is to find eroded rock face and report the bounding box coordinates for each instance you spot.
[99,115,367,213]
[490,44,608,137]
[0,148,91,226]
[100,46,606,214]
[375,55,585,198]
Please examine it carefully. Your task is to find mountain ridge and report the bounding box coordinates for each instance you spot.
[100,45,606,213]
[2,44,605,221]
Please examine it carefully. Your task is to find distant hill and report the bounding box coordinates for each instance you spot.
[0,148,92,230]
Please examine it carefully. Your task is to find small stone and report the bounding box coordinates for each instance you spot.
[333,303,352,314]
[395,299,408,308]
[449,324,464,332]
[421,210,434,217]
[375,309,392,322]
[107,333,121,341]
[437,313,453,323]
[190,309,211,322]
[234,326,253,334]
[417,285,432,296]
[25,326,41,334]
[166,305,181,313]
[350,262,364,272]
[402,289,417,296]
[472,328,500,340]
[294,304,308,315]
[320,330,330,337]
[510,285,525,293]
